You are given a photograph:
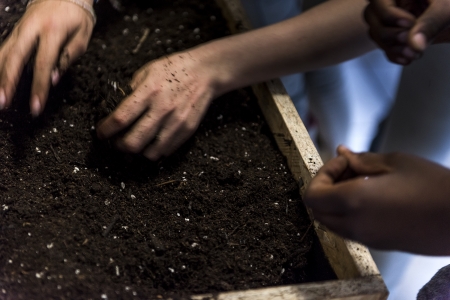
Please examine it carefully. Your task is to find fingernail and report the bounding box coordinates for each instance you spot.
[397,31,408,43]
[402,47,416,58]
[51,69,60,86]
[395,57,408,65]
[337,144,350,153]
[31,95,41,117]
[412,33,427,51]
[397,19,413,28]
[0,89,5,110]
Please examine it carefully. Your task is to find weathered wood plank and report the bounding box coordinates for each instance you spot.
[192,276,387,300]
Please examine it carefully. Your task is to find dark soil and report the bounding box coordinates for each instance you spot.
[0,1,336,299]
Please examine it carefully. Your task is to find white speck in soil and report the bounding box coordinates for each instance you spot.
[35,272,43,278]
[191,243,198,248]
[185,218,189,222]
[47,243,53,249]
[75,269,80,275]
[130,195,136,199]
[155,28,160,33]
[4,6,9,12]
[168,268,174,273]
[120,182,125,189]
[115,266,120,276]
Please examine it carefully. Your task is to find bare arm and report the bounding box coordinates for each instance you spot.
[196,0,376,94]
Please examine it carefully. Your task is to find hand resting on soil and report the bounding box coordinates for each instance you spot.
[96,52,219,161]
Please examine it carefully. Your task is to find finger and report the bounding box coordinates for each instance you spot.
[53,30,90,85]
[384,44,418,64]
[408,0,450,51]
[303,156,350,213]
[312,212,352,239]
[115,109,169,154]
[96,88,153,139]
[365,8,410,46]
[31,33,65,117]
[366,0,415,28]
[130,66,149,89]
[337,145,391,175]
[142,115,198,161]
[0,33,36,109]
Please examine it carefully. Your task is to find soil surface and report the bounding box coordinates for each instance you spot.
[0,1,336,299]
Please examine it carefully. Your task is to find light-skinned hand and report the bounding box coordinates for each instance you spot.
[96,51,221,161]
[304,145,450,255]
[0,0,94,116]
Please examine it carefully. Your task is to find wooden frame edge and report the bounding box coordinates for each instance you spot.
[192,275,387,300]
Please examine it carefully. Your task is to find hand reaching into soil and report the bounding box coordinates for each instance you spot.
[0,0,95,116]
[304,145,450,255]
[364,0,450,65]
[96,51,220,161]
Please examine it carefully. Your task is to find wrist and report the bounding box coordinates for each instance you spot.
[191,39,250,97]
[27,0,96,23]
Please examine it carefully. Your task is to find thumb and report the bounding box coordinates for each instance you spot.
[408,0,450,51]
[336,145,391,175]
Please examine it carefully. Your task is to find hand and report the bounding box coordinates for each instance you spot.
[304,146,450,255]
[96,51,220,161]
[364,0,417,65]
[0,0,94,116]
[364,0,450,65]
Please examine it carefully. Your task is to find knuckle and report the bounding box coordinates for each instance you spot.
[110,112,129,127]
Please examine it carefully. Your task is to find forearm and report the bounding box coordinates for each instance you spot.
[193,0,376,95]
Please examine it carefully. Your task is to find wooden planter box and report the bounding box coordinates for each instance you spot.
[191,1,389,299]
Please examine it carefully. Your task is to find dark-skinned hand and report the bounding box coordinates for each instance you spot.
[305,145,450,255]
